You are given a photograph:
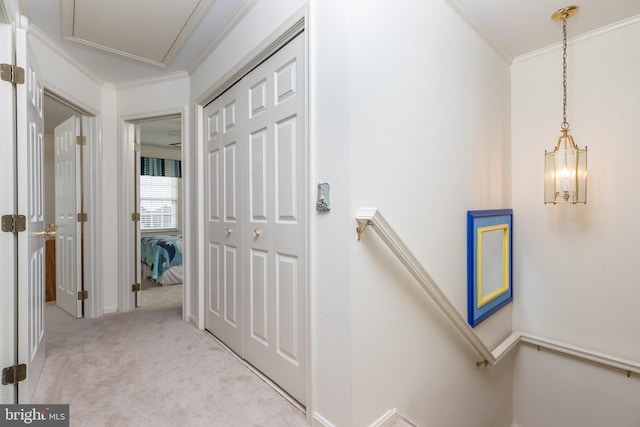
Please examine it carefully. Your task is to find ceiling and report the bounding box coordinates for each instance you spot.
[20,1,640,85]
[23,0,250,83]
[19,0,640,146]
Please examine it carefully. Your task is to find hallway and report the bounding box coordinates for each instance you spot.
[33,285,308,426]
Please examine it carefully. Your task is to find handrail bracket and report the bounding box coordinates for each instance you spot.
[356,219,373,241]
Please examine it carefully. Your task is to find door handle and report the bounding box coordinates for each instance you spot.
[225,228,233,235]
[35,230,56,239]
[253,229,262,238]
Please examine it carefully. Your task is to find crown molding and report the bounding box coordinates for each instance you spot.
[188,0,260,76]
[514,14,640,64]
[115,70,189,90]
[442,0,513,64]
[29,24,104,86]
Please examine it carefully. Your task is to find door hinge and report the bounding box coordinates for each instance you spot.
[0,64,25,85]
[77,290,88,301]
[2,215,26,233]
[131,213,140,222]
[77,213,88,222]
[76,136,86,146]
[133,143,140,152]
[131,283,141,292]
[2,364,26,385]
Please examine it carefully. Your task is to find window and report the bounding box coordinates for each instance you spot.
[140,175,180,230]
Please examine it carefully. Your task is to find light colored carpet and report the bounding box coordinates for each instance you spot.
[33,285,308,427]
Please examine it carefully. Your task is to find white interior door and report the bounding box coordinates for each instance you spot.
[242,33,306,404]
[16,24,46,403]
[54,115,82,317]
[204,83,245,355]
[0,22,17,405]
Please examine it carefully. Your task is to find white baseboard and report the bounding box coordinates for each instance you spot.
[103,306,118,314]
[312,412,336,427]
[187,313,198,327]
[370,409,416,427]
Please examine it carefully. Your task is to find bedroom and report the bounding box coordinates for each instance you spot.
[137,116,184,302]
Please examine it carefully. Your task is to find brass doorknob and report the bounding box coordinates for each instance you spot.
[253,229,262,238]
[35,230,56,239]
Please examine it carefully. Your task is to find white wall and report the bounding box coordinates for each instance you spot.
[101,84,118,313]
[511,18,640,427]
[344,1,513,425]
[309,0,353,424]
[191,0,514,424]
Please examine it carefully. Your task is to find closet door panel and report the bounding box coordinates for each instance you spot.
[242,33,306,405]
[204,83,244,356]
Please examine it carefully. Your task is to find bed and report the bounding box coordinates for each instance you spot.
[141,235,183,285]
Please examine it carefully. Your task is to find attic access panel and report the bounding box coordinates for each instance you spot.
[61,0,214,67]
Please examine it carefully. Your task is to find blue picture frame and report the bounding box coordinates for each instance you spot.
[467,209,513,327]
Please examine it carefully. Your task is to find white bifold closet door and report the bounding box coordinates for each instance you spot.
[204,83,244,356]
[204,33,306,405]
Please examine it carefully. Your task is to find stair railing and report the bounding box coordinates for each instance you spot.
[356,207,640,375]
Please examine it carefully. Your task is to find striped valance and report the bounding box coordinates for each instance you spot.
[141,157,182,178]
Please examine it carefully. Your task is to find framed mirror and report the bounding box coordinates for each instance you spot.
[467,209,513,327]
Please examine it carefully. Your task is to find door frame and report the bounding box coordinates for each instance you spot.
[194,9,310,416]
[43,88,101,319]
[119,108,188,319]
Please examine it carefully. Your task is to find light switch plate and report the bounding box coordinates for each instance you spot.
[316,183,330,211]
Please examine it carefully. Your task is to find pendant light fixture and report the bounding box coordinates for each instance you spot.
[544,5,587,204]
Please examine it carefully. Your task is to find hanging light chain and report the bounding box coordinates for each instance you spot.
[561,15,569,131]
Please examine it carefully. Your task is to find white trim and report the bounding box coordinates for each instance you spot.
[312,412,337,427]
[442,0,512,64]
[119,108,188,317]
[513,14,640,64]
[369,409,416,427]
[28,25,104,85]
[178,104,190,323]
[195,103,205,329]
[118,120,136,312]
[115,70,190,90]
[195,9,305,105]
[60,0,214,69]
[81,114,102,318]
[356,207,640,375]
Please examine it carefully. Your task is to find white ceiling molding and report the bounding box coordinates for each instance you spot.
[443,0,513,64]
[115,70,189,90]
[513,14,640,64]
[188,0,259,76]
[29,25,104,85]
[61,0,214,68]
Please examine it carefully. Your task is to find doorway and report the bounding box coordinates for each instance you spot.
[125,115,184,311]
[43,91,96,319]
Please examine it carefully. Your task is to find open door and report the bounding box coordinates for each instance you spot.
[0,21,17,405]
[15,22,46,403]
[54,115,83,317]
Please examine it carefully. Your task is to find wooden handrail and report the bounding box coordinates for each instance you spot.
[356,207,640,375]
